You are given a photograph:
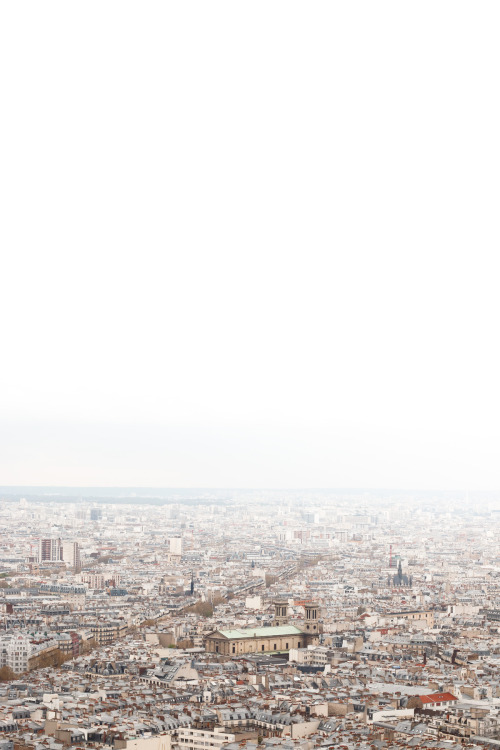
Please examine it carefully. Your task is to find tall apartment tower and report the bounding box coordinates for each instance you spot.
[38,538,62,562]
[62,541,81,571]
[169,537,183,555]
[167,537,183,562]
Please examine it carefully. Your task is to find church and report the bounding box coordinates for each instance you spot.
[204,601,320,656]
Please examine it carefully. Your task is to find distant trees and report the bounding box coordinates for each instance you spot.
[0,666,16,682]
[184,602,213,617]
[31,647,69,670]
[80,638,97,655]
[55,649,70,666]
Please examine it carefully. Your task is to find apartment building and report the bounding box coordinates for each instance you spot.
[62,541,81,571]
[0,634,32,673]
[81,572,106,589]
[38,538,62,562]
[90,620,128,645]
[175,727,235,750]
[288,645,332,665]
[385,610,435,627]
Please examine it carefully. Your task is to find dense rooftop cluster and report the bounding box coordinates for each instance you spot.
[1,490,500,750]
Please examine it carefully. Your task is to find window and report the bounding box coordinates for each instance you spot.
[232,646,235,653]
[298,642,301,648]
[262,645,265,651]
[285,642,288,649]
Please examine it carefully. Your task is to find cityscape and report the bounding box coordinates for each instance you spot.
[1,490,500,750]
[2,4,499,750]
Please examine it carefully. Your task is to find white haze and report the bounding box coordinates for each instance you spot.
[1,2,499,490]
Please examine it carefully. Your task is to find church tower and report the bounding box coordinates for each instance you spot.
[303,602,320,633]
[274,600,289,626]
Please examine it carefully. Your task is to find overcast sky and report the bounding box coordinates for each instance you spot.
[1,2,499,490]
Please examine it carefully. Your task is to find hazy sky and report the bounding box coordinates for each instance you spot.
[1,3,499,490]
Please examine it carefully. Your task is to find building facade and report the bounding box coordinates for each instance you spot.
[62,541,81,571]
[205,602,321,655]
[38,538,62,562]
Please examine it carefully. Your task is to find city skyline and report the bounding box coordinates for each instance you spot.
[1,3,500,750]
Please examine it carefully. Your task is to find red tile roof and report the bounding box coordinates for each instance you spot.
[420,692,457,704]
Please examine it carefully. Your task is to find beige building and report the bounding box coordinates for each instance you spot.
[205,624,315,655]
[385,610,435,627]
[205,602,320,655]
[176,727,234,750]
[90,620,128,645]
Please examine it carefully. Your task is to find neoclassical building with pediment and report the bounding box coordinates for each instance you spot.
[205,601,320,656]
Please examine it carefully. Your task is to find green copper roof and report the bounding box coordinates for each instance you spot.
[217,625,303,639]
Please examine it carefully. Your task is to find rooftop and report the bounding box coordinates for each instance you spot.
[215,625,304,639]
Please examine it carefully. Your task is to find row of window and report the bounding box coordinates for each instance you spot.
[215,641,300,654]
[231,641,292,653]
[179,739,228,746]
